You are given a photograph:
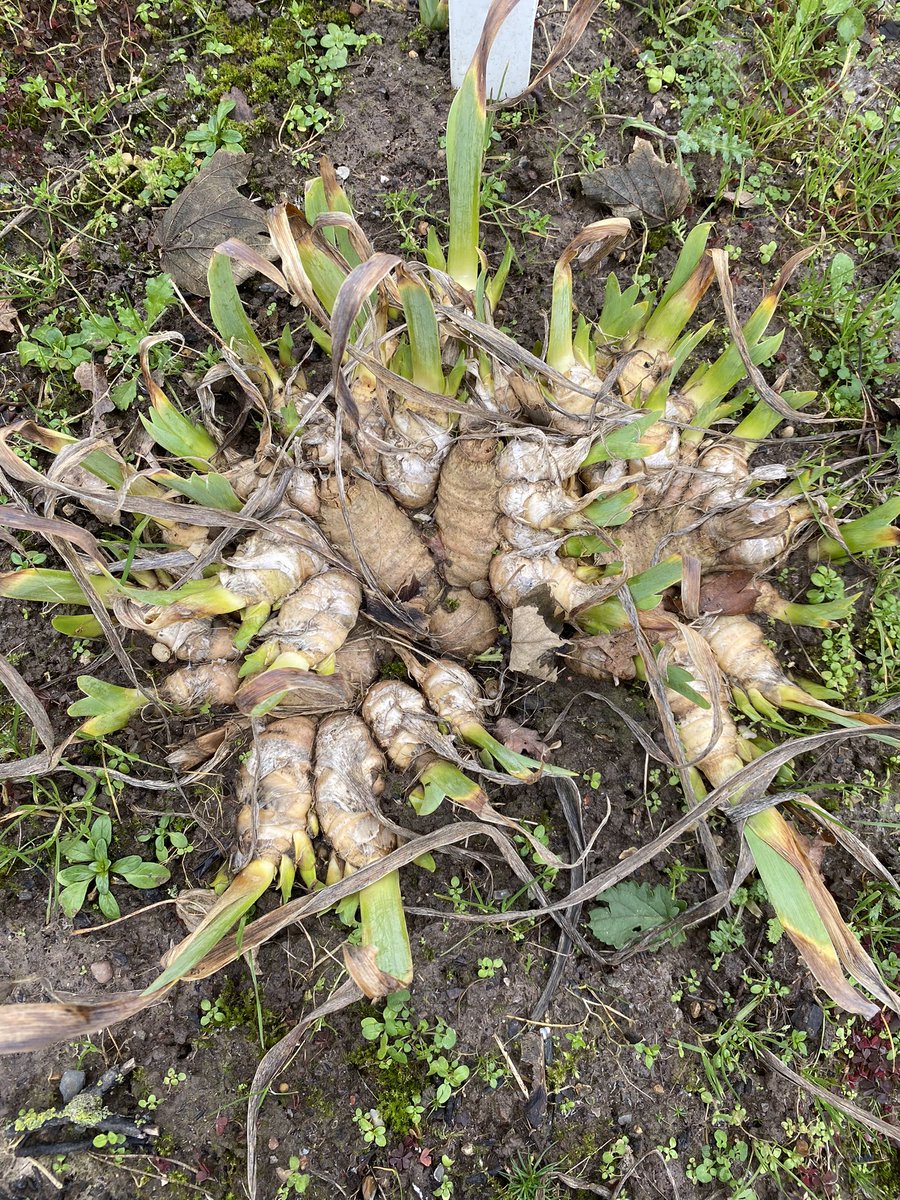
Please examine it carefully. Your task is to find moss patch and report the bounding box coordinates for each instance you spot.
[203,3,353,113]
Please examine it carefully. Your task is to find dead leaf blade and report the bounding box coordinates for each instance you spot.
[582,137,690,227]
[157,151,273,296]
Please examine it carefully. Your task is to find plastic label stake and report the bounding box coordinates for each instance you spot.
[449,0,538,100]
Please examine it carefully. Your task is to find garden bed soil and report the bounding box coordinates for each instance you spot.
[1,3,898,1199]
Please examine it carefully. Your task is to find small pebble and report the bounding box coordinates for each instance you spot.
[90,959,113,985]
[59,1069,85,1103]
[335,165,351,181]
[793,1000,823,1040]
[616,1111,633,1126]
[268,1137,279,1150]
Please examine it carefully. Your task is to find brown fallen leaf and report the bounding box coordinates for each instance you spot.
[565,631,641,682]
[723,188,759,208]
[494,717,557,760]
[175,888,217,933]
[0,297,17,334]
[223,86,254,123]
[508,603,567,681]
[73,360,115,433]
[156,150,272,296]
[581,137,691,228]
[696,571,761,616]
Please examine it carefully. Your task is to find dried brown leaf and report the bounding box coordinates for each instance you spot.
[0,651,55,753]
[72,360,106,398]
[329,252,401,425]
[0,507,106,565]
[165,722,236,771]
[711,247,824,423]
[695,571,761,616]
[566,631,641,682]
[500,0,604,105]
[175,889,218,932]
[73,360,115,434]
[0,297,17,333]
[234,667,355,715]
[494,717,556,759]
[0,990,166,1054]
[223,86,254,122]
[156,151,272,296]
[582,137,690,228]
[508,603,566,681]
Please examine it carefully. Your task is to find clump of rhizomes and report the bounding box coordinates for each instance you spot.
[1,0,898,1053]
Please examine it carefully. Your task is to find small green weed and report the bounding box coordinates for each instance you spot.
[789,254,900,418]
[474,1053,507,1089]
[356,990,470,1134]
[136,813,194,865]
[498,1151,560,1200]
[19,273,176,410]
[644,0,900,238]
[633,1040,661,1071]
[353,1106,387,1147]
[184,98,244,156]
[199,998,226,1029]
[8,547,47,569]
[278,21,382,153]
[276,1157,310,1197]
[546,1028,591,1092]
[91,1130,126,1159]
[19,73,121,137]
[850,883,900,983]
[514,822,557,892]
[382,182,442,252]
[477,956,504,979]
[806,565,859,696]
[598,1135,631,1182]
[56,813,170,921]
[866,575,900,700]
